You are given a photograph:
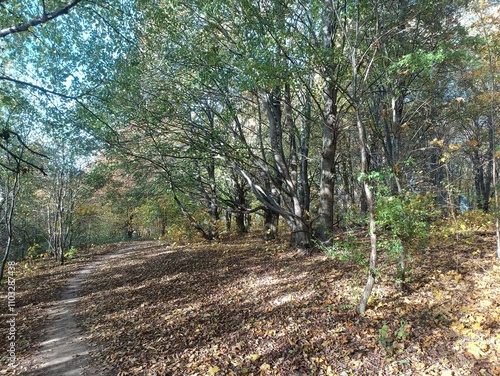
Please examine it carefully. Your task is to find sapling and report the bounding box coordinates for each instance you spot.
[373,169,433,291]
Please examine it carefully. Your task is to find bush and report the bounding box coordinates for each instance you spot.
[375,192,434,286]
[434,209,494,240]
[376,192,434,248]
[64,246,78,260]
[27,243,43,259]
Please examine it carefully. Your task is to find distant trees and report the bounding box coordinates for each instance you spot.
[87,0,497,309]
[90,0,495,244]
[0,0,137,271]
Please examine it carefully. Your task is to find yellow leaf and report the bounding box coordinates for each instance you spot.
[441,370,453,376]
[471,322,482,331]
[260,363,271,374]
[480,299,493,308]
[466,342,486,359]
[208,366,220,375]
[249,354,261,362]
[413,362,426,371]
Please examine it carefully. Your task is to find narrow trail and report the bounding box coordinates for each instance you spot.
[20,242,156,376]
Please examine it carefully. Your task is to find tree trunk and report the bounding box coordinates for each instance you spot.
[298,84,312,216]
[317,85,339,243]
[345,6,378,312]
[0,171,20,281]
[357,110,377,314]
[232,170,248,233]
[225,211,232,231]
[316,0,342,243]
[472,142,492,212]
[263,207,279,240]
[262,87,312,249]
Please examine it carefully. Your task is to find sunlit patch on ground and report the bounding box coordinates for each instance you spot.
[2,234,499,375]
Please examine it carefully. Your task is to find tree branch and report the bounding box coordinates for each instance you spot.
[0,75,81,99]
[0,0,85,38]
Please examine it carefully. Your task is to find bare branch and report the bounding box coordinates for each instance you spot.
[0,0,85,38]
[9,129,49,159]
[0,142,47,175]
[0,75,81,100]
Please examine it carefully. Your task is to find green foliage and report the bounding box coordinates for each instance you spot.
[323,232,367,267]
[0,0,489,278]
[64,246,78,260]
[367,167,435,285]
[376,191,433,247]
[376,191,433,285]
[377,323,391,348]
[377,321,410,351]
[377,237,412,285]
[27,244,43,259]
[388,48,446,77]
[164,223,199,244]
[436,210,494,239]
[394,321,410,342]
[456,210,493,232]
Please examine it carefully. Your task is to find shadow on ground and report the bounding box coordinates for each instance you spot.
[74,234,499,375]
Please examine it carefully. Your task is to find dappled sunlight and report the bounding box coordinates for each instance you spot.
[5,236,499,376]
[270,290,316,309]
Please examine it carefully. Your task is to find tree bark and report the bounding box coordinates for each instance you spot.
[317,84,339,243]
[298,85,312,217]
[0,0,85,38]
[357,110,377,314]
[261,88,311,249]
[316,0,344,243]
[0,171,20,281]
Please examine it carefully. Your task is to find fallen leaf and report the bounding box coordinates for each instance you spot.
[208,365,221,375]
[249,353,261,362]
[466,342,486,359]
[413,362,426,371]
[260,363,271,374]
[393,342,405,350]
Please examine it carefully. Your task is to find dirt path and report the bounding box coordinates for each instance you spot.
[20,242,155,376]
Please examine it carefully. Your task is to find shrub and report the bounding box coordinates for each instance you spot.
[27,243,43,259]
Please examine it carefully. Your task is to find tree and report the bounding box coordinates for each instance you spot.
[315,0,350,243]
[90,0,319,247]
[44,141,83,265]
[468,0,499,256]
[0,165,21,280]
[0,104,47,279]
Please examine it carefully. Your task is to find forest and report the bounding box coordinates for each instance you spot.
[0,0,499,375]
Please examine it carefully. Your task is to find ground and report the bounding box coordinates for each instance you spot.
[0,231,499,375]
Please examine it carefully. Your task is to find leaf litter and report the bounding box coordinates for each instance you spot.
[1,233,499,375]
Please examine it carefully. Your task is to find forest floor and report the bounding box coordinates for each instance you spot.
[1,231,499,375]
